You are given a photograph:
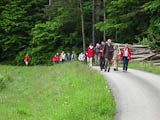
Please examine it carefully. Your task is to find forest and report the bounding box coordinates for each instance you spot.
[0,0,160,65]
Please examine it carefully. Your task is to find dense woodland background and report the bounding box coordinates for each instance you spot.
[0,0,160,65]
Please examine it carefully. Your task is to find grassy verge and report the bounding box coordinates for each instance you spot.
[129,62,160,74]
[0,62,116,120]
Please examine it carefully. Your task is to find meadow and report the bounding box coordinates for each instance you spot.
[0,62,115,120]
[129,62,160,74]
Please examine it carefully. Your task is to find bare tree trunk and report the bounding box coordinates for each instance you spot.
[103,0,106,41]
[92,0,95,46]
[95,0,102,43]
[49,0,52,6]
[80,0,86,53]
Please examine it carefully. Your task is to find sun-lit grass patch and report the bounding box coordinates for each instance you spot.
[0,62,116,120]
[129,62,160,74]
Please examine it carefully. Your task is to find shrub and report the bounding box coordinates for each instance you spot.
[0,74,14,91]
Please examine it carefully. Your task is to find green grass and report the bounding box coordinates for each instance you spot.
[129,62,160,74]
[0,62,116,120]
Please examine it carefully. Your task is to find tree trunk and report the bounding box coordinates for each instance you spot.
[49,0,52,6]
[95,0,102,43]
[103,0,106,42]
[80,0,86,53]
[92,0,95,46]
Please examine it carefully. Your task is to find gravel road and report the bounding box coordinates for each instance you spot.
[93,67,160,120]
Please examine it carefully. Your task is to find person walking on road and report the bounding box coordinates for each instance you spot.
[113,44,120,71]
[103,39,114,72]
[120,44,132,72]
[86,43,95,67]
[99,41,105,71]
[94,43,100,66]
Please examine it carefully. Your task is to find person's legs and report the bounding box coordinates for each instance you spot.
[100,56,103,70]
[97,56,100,65]
[123,57,127,71]
[94,56,97,65]
[113,59,118,71]
[87,57,92,67]
[90,58,93,67]
[90,57,93,67]
[108,59,112,72]
[25,61,28,66]
[116,60,119,70]
[104,58,109,72]
[126,58,129,71]
[95,55,98,65]
[87,57,89,64]
[102,57,105,69]
[113,60,116,70]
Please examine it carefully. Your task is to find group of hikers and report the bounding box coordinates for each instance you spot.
[24,51,78,65]
[52,51,78,64]
[86,39,132,72]
[24,39,132,72]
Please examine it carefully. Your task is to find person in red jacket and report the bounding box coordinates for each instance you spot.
[52,55,56,64]
[120,44,132,72]
[55,53,60,64]
[86,43,95,67]
[24,54,30,66]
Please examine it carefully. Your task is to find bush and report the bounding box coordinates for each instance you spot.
[0,74,14,91]
[136,34,160,52]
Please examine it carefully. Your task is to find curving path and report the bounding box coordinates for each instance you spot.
[93,67,160,120]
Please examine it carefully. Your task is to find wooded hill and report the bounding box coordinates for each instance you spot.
[0,0,159,65]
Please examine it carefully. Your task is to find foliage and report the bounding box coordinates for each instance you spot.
[95,0,160,49]
[0,0,160,65]
[0,62,116,119]
[136,34,160,51]
[0,0,48,60]
[29,8,67,65]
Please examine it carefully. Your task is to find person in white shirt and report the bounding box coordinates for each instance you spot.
[120,44,132,72]
[61,51,66,63]
[78,52,85,62]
